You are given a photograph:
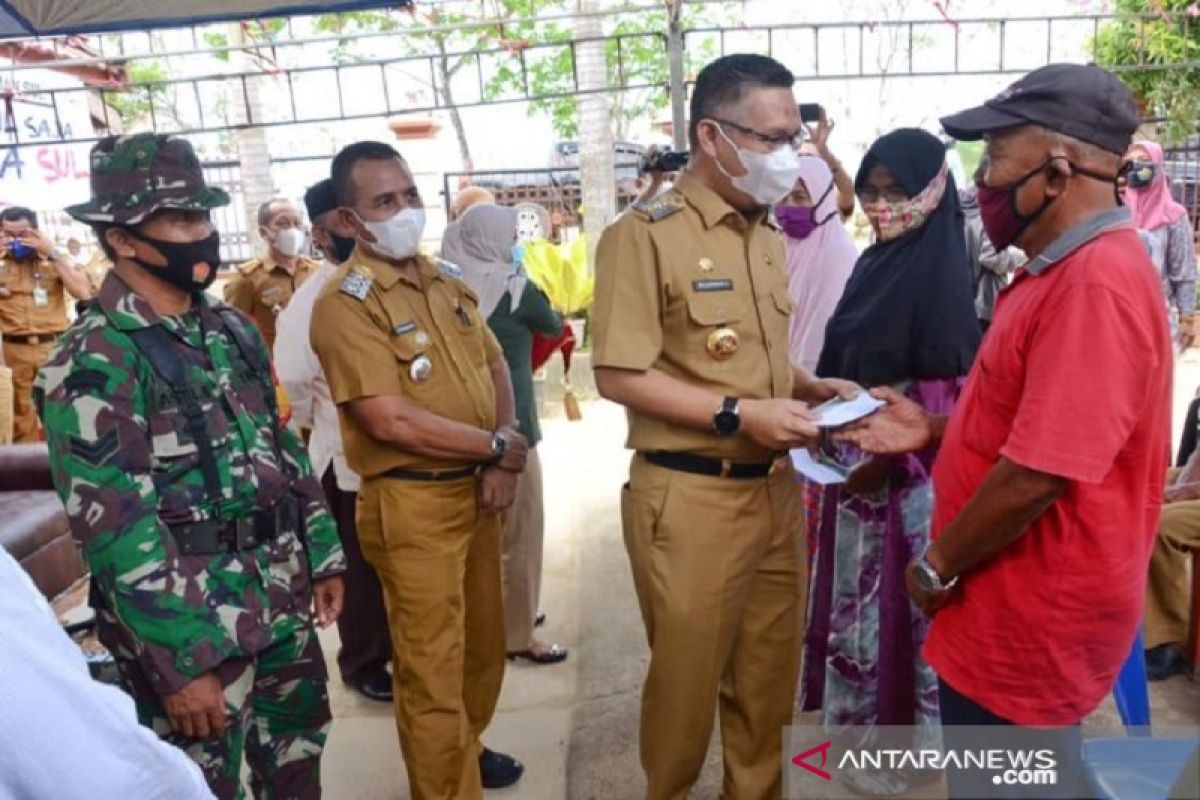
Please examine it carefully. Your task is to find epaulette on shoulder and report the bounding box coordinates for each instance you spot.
[434,257,463,279]
[236,258,262,276]
[631,191,686,222]
[338,264,374,301]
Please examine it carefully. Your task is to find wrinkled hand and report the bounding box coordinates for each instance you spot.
[740,398,820,450]
[312,575,345,628]
[805,377,861,404]
[163,672,227,739]
[905,561,953,617]
[480,466,519,513]
[496,427,529,473]
[804,107,835,159]
[833,387,930,454]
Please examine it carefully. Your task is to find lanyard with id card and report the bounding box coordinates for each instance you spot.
[32,276,49,308]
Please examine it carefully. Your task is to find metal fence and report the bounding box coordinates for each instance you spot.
[441,166,643,233]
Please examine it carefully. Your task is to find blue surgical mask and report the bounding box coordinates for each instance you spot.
[511,242,525,269]
[9,241,34,260]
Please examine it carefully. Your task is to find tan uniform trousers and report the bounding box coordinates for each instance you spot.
[1146,468,1200,649]
[621,454,805,800]
[502,447,544,651]
[4,339,52,442]
[356,473,506,800]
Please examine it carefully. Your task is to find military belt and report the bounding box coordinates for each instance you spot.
[383,464,481,482]
[643,451,779,479]
[170,495,302,556]
[4,331,65,346]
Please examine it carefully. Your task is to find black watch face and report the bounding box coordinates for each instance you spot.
[715,410,739,436]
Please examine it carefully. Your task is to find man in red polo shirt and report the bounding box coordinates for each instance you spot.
[839,64,1171,799]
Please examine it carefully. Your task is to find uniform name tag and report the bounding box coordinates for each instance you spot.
[692,279,733,293]
[393,321,417,336]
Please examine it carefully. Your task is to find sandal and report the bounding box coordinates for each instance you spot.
[507,644,569,664]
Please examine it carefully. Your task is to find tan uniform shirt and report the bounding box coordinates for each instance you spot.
[591,171,794,462]
[0,253,70,335]
[310,249,504,477]
[223,254,318,348]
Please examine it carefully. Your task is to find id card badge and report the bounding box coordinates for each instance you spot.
[32,285,49,308]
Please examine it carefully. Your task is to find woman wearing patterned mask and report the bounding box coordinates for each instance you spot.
[800,128,980,797]
[1123,139,1197,350]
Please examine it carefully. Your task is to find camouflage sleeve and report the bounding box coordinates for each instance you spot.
[35,331,238,696]
[237,313,346,580]
[279,421,346,579]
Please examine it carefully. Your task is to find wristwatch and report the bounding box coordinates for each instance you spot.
[489,431,509,463]
[912,547,959,594]
[713,396,740,437]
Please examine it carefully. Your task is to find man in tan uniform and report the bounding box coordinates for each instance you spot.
[0,206,92,441]
[592,54,856,800]
[224,198,318,350]
[311,141,527,800]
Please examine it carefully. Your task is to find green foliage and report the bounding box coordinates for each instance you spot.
[485,3,727,139]
[1091,0,1200,143]
[106,60,170,129]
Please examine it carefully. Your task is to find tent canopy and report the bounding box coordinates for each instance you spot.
[0,0,411,38]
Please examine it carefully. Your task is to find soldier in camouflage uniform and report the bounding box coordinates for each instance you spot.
[34,132,347,800]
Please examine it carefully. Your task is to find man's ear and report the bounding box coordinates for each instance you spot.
[1045,157,1073,195]
[106,227,139,260]
[339,207,375,244]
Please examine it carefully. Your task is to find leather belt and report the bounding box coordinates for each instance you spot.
[643,451,780,479]
[4,331,64,346]
[383,464,481,482]
[170,496,300,556]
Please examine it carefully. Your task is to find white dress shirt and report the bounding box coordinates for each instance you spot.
[0,548,214,799]
[274,260,361,493]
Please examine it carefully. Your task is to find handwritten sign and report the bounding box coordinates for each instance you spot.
[0,69,94,212]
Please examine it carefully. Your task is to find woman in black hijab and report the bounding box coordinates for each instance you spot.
[798,129,979,796]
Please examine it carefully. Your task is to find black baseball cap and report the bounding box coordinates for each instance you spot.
[940,63,1139,155]
[304,178,338,222]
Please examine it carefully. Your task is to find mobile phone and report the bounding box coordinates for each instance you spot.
[799,103,822,123]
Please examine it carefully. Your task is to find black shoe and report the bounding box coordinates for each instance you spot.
[480,747,524,789]
[348,669,393,702]
[1146,644,1189,681]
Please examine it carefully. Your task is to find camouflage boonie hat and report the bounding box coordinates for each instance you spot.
[66,132,230,225]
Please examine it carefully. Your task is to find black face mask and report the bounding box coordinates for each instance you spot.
[329,233,356,264]
[126,228,221,293]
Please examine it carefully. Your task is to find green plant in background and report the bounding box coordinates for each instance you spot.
[484,3,729,139]
[955,140,985,182]
[522,235,594,315]
[1091,0,1200,143]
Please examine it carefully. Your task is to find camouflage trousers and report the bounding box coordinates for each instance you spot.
[104,612,332,800]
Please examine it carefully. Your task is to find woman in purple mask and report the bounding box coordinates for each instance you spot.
[776,156,858,373]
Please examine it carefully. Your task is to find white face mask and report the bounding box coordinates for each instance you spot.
[358,207,426,261]
[713,124,804,207]
[273,227,306,258]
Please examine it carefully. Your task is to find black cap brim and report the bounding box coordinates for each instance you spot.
[940,103,1028,141]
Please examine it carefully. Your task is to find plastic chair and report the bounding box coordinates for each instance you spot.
[1111,626,1151,733]
[1084,628,1200,799]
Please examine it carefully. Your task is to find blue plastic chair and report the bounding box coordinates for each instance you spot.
[1111,626,1151,732]
[1084,627,1200,799]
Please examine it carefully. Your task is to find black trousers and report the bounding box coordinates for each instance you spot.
[321,467,392,683]
[938,678,1089,800]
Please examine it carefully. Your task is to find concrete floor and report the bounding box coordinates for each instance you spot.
[314,382,1200,799]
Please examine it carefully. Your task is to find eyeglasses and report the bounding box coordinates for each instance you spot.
[857,186,910,204]
[710,118,804,148]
